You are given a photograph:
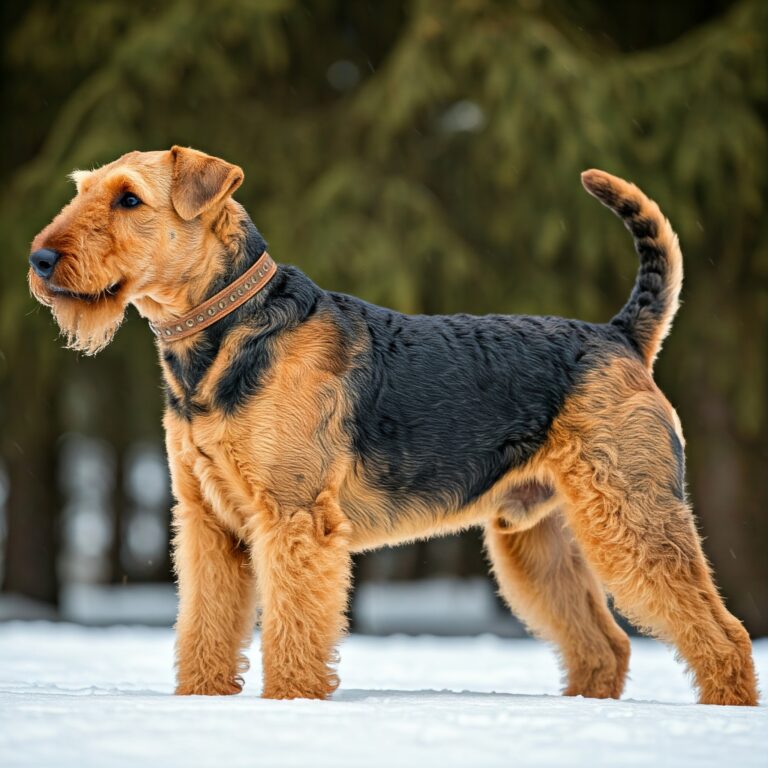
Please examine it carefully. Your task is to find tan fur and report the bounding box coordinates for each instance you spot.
[485,511,630,698]
[29,149,242,354]
[167,425,257,695]
[247,488,352,699]
[29,149,758,706]
[162,309,357,696]
[539,358,758,705]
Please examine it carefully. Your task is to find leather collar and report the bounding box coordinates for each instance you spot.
[149,251,277,342]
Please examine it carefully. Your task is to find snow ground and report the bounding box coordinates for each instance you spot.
[0,624,765,768]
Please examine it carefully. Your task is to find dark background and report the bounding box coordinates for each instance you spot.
[1,0,766,634]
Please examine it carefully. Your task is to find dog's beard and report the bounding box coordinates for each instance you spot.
[50,297,127,355]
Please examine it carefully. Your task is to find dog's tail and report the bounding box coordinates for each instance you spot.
[581,169,683,371]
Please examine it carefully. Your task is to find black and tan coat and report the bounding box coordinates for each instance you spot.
[28,147,758,705]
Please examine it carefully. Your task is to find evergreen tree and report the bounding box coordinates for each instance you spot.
[1,0,765,631]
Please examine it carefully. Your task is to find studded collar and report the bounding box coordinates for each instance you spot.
[149,251,277,342]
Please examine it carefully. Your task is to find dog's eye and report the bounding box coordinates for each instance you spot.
[118,192,142,209]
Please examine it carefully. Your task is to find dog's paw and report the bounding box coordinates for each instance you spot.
[175,675,243,696]
[261,675,336,701]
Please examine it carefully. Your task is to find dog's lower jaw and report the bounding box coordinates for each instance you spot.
[38,285,130,355]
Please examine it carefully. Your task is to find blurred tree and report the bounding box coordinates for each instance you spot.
[1,0,766,632]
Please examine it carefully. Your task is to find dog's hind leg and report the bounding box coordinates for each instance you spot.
[485,511,630,698]
[550,360,758,705]
[249,489,352,700]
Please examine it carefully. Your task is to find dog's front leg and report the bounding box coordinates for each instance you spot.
[170,462,257,696]
[249,489,352,700]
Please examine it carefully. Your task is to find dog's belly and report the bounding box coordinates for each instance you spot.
[175,403,561,551]
[340,463,561,551]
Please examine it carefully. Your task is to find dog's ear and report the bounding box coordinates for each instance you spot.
[170,146,244,221]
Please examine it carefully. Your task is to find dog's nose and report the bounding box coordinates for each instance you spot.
[29,248,61,280]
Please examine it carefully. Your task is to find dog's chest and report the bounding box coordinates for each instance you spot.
[171,415,256,535]
[170,368,350,537]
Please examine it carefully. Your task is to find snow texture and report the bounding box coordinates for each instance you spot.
[0,623,766,767]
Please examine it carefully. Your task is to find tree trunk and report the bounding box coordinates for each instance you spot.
[691,386,768,637]
[3,428,60,606]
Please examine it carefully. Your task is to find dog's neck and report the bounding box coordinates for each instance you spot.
[133,205,271,339]
[197,210,269,304]
[150,250,276,341]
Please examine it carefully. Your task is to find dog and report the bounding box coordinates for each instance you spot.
[28,146,758,705]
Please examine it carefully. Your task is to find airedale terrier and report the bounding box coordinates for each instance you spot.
[28,147,758,705]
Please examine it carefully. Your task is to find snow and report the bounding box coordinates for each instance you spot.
[0,623,765,768]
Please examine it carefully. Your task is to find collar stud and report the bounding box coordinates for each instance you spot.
[151,252,276,342]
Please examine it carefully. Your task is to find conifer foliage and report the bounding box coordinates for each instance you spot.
[1,1,766,631]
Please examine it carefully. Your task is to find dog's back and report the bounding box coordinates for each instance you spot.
[330,294,624,511]
[319,169,684,531]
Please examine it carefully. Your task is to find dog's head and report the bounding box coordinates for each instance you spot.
[29,147,244,354]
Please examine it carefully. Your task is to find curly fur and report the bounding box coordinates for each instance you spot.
[28,148,758,706]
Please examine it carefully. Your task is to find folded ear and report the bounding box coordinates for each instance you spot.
[170,146,244,220]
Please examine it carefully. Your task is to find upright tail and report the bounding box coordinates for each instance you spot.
[581,169,683,371]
